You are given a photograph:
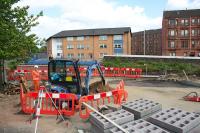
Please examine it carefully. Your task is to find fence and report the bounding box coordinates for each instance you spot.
[20,80,127,118]
[8,67,142,81]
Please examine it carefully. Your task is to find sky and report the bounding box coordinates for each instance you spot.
[14,0,200,39]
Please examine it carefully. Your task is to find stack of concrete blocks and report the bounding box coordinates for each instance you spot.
[110,119,169,133]
[148,108,200,133]
[122,99,162,119]
[89,109,134,133]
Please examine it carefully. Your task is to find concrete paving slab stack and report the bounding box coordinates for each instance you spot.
[122,99,162,119]
[89,109,134,133]
[148,108,200,133]
[110,119,169,133]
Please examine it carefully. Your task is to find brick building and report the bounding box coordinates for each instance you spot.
[131,29,162,55]
[46,27,132,60]
[162,9,200,56]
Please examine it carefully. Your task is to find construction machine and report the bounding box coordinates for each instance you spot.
[47,59,109,98]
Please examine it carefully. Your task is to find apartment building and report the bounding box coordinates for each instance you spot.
[131,29,162,55]
[162,9,200,56]
[47,27,132,60]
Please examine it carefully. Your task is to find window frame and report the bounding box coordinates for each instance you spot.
[99,44,107,48]
[77,36,84,41]
[99,35,108,40]
[66,37,73,41]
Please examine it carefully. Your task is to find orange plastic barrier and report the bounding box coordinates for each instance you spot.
[10,67,142,81]
[79,80,127,119]
[20,80,127,119]
[20,86,78,116]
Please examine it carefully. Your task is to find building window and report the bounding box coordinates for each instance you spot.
[99,44,107,48]
[169,52,176,56]
[85,36,90,40]
[198,18,200,24]
[113,35,123,40]
[85,44,89,49]
[67,53,74,59]
[99,35,107,40]
[67,37,73,41]
[168,30,175,36]
[77,36,84,41]
[57,53,62,58]
[181,41,188,48]
[55,39,62,43]
[114,44,122,48]
[192,19,197,25]
[88,53,93,59]
[77,44,84,49]
[192,40,199,48]
[57,45,62,50]
[99,53,107,57]
[181,30,188,36]
[181,19,189,26]
[67,44,74,49]
[78,53,84,59]
[168,19,177,26]
[192,29,198,36]
[168,41,175,48]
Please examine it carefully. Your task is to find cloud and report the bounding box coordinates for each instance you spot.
[166,0,200,10]
[15,0,162,38]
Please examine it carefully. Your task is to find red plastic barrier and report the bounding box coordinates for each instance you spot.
[20,86,78,116]
[10,67,142,81]
[79,80,127,119]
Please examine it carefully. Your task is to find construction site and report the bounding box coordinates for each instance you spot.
[1,1,200,133]
[0,56,200,133]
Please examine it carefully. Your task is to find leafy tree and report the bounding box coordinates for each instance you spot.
[0,0,42,88]
[36,38,47,53]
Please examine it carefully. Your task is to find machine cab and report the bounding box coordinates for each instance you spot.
[48,59,82,95]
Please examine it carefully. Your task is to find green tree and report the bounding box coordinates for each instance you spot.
[36,38,47,53]
[0,0,42,88]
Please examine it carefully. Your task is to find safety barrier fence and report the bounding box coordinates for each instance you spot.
[20,80,127,118]
[20,85,78,116]
[8,67,142,81]
[79,80,127,119]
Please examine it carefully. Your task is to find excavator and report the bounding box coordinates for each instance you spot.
[47,59,110,98]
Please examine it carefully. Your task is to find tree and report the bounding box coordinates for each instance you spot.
[36,38,47,53]
[0,0,42,88]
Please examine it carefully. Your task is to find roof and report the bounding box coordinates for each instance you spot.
[47,27,131,40]
[163,9,200,18]
[132,29,162,36]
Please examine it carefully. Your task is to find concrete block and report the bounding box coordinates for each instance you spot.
[89,109,134,130]
[122,99,162,119]
[110,119,169,133]
[90,122,110,133]
[148,108,200,133]
[106,103,122,111]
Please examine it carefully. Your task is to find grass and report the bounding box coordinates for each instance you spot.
[102,57,200,76]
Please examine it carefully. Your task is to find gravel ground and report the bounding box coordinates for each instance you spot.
[1,79,200,132]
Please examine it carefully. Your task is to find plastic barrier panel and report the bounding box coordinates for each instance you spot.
[79,80,127,119]
[11,67,142,81]
[20,86,78,116]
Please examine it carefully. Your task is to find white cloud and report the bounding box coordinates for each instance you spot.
[166,0,200,10]
[15,0,162,38]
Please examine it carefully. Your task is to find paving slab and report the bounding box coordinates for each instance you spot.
[148,108,200,133]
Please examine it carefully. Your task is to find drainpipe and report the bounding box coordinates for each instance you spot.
[144,30,146,55]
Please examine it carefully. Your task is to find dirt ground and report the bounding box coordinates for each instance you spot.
[1,79,200,133]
